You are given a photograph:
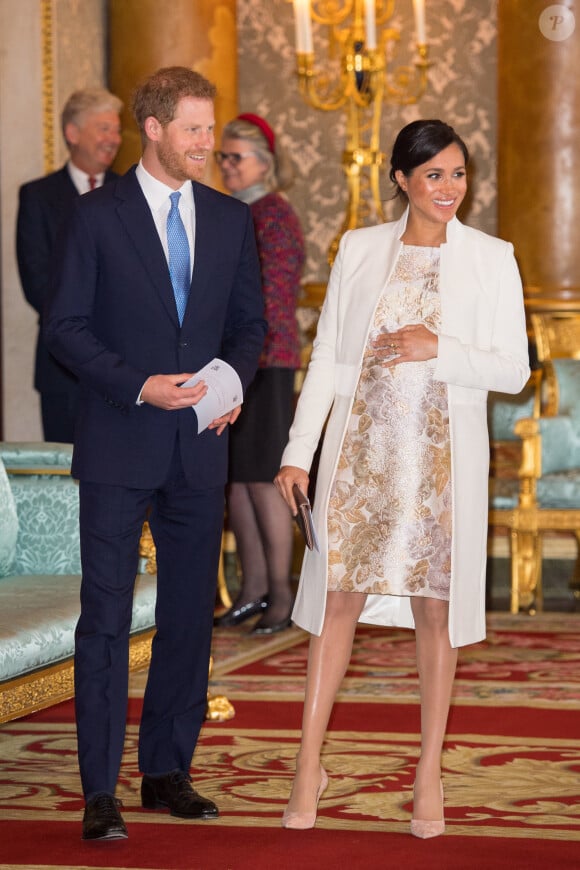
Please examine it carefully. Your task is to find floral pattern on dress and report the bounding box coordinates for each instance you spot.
[327,246,451,601]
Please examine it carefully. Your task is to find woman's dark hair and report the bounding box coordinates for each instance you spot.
[389,120,469,197]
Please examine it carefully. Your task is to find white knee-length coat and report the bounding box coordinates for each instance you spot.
[281,210,530,648]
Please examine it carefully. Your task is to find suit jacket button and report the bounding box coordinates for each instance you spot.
[178,341,189,349]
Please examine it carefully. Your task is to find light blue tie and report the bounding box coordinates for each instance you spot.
[167,191,191,325]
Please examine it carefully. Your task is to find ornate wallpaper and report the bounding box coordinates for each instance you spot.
[237,0,498,284]
[48,0,108,170]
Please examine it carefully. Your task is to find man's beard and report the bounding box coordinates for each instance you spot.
[157,140,206,182]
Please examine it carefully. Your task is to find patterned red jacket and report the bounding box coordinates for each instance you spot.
[250,192,305,369]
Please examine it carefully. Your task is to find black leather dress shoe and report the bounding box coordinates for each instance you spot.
[141,770,219,819]
[214,595,268,627]
[82,793,128,841]
[251,615,292,635]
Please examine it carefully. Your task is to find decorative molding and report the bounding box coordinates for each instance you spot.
[41,0,56,174]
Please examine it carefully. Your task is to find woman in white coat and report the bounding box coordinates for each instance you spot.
[274,120,530,838]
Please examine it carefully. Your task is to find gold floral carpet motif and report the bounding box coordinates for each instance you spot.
[0,612,579,868]
[203,612,580,709]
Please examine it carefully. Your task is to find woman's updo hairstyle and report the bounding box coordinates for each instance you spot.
[389,119,469,200]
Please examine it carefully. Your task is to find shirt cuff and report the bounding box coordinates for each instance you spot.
[136,380,148,405]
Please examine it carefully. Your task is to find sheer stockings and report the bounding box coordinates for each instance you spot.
[411,597,457,823]
[283,592,456,836]
[283,592,367,822]
[227,481,294,627]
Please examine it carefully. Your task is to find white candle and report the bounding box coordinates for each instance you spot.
[293,0,313,53]
[364,0,377,50]
[413,0,427,44]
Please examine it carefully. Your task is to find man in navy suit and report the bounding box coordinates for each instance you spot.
[45,67,266,841]
[17,87,123,442]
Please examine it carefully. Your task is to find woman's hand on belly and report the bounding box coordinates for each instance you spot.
[373,324,438,368]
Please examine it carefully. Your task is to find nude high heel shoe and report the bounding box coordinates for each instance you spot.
[281,766,329,830]
[410,780,445,839]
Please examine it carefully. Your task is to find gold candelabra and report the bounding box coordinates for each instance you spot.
[291,0,430,264]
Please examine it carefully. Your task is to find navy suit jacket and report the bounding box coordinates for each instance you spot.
[44,166,266,490]
[17,165,119,395]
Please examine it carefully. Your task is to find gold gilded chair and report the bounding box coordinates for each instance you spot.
[489,311,580,613]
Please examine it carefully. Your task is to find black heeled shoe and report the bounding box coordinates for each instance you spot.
[250,613,292,635]
[214,596,268,627]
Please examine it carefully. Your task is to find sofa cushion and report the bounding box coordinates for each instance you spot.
[8,475,81,575]
[0,460,19,577]
[539,413,580,476]
[537,469,580,509]
[552,359,580,419]
[0,442,73,470]
[0,572,157,682]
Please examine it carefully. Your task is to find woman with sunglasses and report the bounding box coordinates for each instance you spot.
[214,114,305,634]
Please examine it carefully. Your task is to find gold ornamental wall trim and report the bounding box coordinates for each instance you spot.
[41,0,56,174]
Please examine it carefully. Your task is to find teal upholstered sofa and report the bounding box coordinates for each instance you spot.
[0,443,157,723]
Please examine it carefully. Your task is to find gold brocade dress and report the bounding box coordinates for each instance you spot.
[327,245,451,600]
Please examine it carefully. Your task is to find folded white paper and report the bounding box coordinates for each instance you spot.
[180,358,243,433]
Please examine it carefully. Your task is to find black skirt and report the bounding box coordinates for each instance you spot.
[228,368,295,483]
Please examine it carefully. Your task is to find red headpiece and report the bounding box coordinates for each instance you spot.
[237,112,276,154]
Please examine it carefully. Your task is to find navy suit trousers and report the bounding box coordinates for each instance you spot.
[75,437,225,797]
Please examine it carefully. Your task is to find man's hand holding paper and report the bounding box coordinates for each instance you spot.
[141,373,208,410]
[208,404,242,436]
[180,358,243,434]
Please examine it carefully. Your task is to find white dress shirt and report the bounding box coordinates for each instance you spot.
[67,161,104,194]
[135,160,195,278]
[134,161,196,403]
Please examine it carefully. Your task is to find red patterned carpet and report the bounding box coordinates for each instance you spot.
[1,612,579,869]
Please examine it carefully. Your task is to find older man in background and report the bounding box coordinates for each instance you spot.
[16,87,123,441]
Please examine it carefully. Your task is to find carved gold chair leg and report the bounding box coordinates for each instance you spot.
[209,533,236,719]
[206,655,235,721]
[216,532,232,609]
[510,528,543,614]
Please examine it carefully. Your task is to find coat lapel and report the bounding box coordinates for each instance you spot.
[114,168,180,326]
[338,209,408,362]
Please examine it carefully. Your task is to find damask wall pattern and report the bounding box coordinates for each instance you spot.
[237,0,498,284]
[47,0,108,170]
